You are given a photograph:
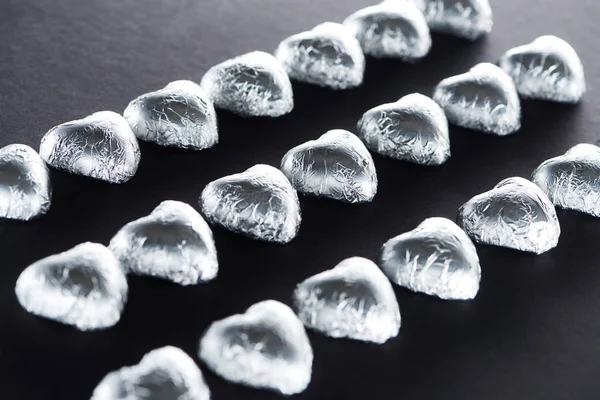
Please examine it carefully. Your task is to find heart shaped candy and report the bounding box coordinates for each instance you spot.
[109,200,218,285]
[199,300,313,395]
[499,35,586,103]
[433,63,521,136]
[357,93,450,165]
[123,80,218,149]
[293,256,401,343]
[39,111,141,183]
[15,242,128,330]
[200,51,294,117]
[458,177,561,254]
[532,144,600,217]
[378,217,480,300]
[343,0,431,60]
[0,144,51,220]
[91,346,210,400]
[275,22,366,90]
[280,129,378,203]
[411,0,493,40]
[200,164,301,243]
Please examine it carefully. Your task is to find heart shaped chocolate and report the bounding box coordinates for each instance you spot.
[91,346,210,400]
[499,35,586,103]
[123,80,219,149]
[0,144,51,220]
[357,93,450,165]
[200,164,301,243]
[433,63,521,135]
[15,242,128,330]
[109,200,218,285]
[39,111,141,183]
[275,22,366,90]
[280,129,378,203]
[293,256,401,343]
[411,0,493,40]
[343,0,431,60]
[458,177,561,254]
[378,217,480,300]
[200,51,294,117]
[532,144,600,217]
[199,300,313,395]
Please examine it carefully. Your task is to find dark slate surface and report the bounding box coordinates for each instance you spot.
[0,0,598,399]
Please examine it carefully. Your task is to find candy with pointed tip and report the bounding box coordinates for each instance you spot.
[499,35,586,103]
[0,144,51,220]
[378,217,480,300]
[123,80,218,150]
[91,346,210,400]
[458,177,561,254]
[343,1,431,60]
[532,144,600,217]
[433,63,521,135]
[199,300,313,395]
[39,111,141,183]
[293,257,401,343]
[200,51,294,117]
[200,164,301,243]
[411,0,493,40]
[109,200,218,285]
[275,22,366,90]
[281,129,378,203]
[357,93,450,165]
[15,242,128,330]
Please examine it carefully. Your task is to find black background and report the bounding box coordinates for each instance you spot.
[1,0,599,399]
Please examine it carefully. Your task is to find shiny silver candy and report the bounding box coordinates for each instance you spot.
[281,129,378,203]
[411,0,493,40]
[109,200,218,285]
[378,217,480,300]
[433,63,521,136]
[0,144,51,220]
[343,0,431,60]
[532,144,600,217]
[91,346,210,400]
[458,177,561,254]
[200,51,294,117]
[293,257,401,343]
[15,242,128,330]
[123,80,218,150]
[39,111,141,183]
[199,300,313,395]
[275,22,366,90]
[200,164,301,244]
[499,35,586,103]
[357,93,450,165]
